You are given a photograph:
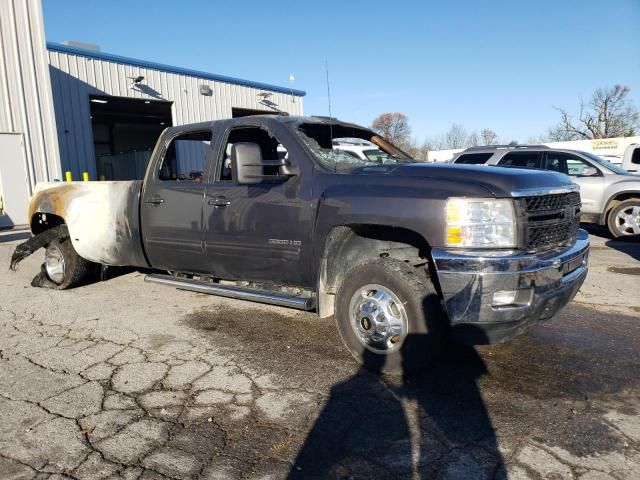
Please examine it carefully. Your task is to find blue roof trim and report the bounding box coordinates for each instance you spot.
[46,42,306,97]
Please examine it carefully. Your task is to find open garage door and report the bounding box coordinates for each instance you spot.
[232,107,281,118]
[90,95,172,180]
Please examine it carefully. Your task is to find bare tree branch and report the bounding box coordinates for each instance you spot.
[480,129,499,145]
[443,123,469,149]
[467,131,480,147]
[549,85,639,140]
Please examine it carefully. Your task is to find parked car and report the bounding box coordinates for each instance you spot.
[451,145,640,237]
[11,116,589,373]
[333,141,393,163]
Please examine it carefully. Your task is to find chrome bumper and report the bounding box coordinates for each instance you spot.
[431,229,590,343]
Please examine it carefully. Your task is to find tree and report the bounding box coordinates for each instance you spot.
[424,124,498,150]
[424,134,446,151]
[549,85,639,140]
[467,131,480,147]
[405,139,431,161]
[546,128,578,142]
[480,129,499,145]
[443,123,469,149]
[371,113,412,149]
[527,134,550,144]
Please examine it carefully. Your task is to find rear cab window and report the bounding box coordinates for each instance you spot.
[454,153,494,164]
[158,130,212,182]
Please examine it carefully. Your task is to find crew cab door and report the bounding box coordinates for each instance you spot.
[141,128,213,272]
[202,122,314,287]
[543,151,604,214]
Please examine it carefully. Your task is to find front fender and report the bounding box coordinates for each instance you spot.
[603,183,640,208]
[29,181,148,267]
[312,184,450,253]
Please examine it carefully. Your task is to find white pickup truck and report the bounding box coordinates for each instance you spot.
[621,143,640,173]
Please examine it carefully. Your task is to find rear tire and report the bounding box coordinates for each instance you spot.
[43,237,97,289]
[607,199,640,237]
[335,258,445,375]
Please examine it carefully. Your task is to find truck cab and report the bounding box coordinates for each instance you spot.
[13,116,590,373]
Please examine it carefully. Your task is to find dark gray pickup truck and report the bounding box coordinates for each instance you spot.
[12,115,590,373]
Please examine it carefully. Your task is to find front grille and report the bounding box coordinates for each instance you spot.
[524,192,581,213]
[518,192,581,251]
[527,221,579,251]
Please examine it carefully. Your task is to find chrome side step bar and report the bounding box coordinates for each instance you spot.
[144,273,316,311]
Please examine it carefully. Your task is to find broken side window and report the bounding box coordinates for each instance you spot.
[216,126,287,182]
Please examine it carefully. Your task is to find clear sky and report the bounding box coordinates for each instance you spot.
[42,0,640,143]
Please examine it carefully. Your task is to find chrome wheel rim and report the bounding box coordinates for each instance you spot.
[45,245,65,284]
[614,205,640,236]
[348,284,408,354]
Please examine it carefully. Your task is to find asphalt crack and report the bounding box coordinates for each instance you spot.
[1,243,639,479]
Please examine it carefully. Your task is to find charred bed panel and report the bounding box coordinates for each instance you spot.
[28,181,149,267]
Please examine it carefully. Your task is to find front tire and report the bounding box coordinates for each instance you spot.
[607,199,640,237]
[42,237,97,289]
[335,259,445,375]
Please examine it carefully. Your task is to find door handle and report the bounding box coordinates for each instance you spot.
[146,196,165,205]
[208,197,231,207]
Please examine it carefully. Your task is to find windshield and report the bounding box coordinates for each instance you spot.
[297,123,412,172]
[580,151,629,175]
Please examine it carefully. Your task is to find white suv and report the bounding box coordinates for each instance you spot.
[451,146,640,237]
[333,142,393,163]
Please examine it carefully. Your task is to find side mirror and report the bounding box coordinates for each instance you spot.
[231,142,296,185]
[579,166,599,177]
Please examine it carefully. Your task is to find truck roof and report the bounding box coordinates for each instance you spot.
[164,115,372,135]
[460,145,550,152]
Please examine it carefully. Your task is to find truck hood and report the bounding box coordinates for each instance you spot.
[378,163,575,197]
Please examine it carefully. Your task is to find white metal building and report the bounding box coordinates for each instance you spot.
[47,43,305,182]
[0,0,305,227]
[0,0,60,227]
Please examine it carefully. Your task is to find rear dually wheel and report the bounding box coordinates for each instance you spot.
[42,237,97,289]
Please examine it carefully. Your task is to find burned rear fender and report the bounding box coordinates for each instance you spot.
[10,224,68,271]
[28,181,149,267]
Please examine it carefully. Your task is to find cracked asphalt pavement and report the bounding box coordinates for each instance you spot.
[0,228,638,479]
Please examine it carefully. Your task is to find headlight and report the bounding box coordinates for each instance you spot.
[446,198,516,248]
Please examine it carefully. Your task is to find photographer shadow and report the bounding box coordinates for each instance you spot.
[401,332,505,479]
[288,297,504,479]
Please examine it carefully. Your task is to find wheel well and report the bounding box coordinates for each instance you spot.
[604,193,640,223]
[317,225,431,318]
[31,212,66,235]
